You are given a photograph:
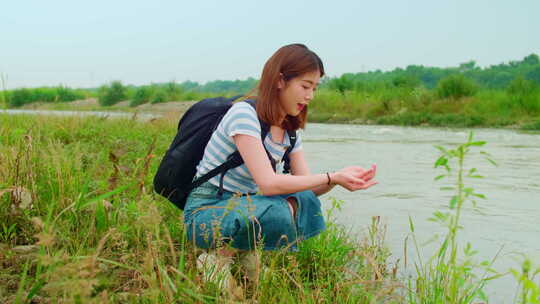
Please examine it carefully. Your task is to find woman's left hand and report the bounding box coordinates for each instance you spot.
[336,164,377,186]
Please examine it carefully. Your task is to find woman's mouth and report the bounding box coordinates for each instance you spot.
[297,103,305,111]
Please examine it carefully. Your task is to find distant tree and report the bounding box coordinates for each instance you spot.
[459,60,477,72]
[526,66,540,84]
[522,54,540,66]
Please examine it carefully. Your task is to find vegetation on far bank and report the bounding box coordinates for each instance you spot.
[2,53,539,129]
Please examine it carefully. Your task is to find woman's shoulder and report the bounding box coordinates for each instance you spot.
[225,101,258,120]
[231,100,257,112]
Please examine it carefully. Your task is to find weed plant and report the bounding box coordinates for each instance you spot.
[405,133,502,303]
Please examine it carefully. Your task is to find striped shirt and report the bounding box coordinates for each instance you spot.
[195,101,303,193]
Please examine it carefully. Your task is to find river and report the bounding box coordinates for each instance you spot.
[304,123,540,303]
[4,109,539,302]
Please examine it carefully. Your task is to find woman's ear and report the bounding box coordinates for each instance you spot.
[277,73,285,89]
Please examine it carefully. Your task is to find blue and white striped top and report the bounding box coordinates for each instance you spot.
[195,101,303,193]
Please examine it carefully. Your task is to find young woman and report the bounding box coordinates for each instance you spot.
[183,43,377,289]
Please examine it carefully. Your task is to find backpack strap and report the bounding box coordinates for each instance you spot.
[190,99,295,196]
[282,129,297,174]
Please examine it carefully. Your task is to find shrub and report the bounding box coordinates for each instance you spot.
[506,76,540,114]
[7,88,32,107]
[130,86,154,107]
[392,74,421,88]
[507,76,538,96]
[436,74,478,99]
[150,89,168,104]
[55,86,85,102]
[163,81,183,101]
[98,81,127,106]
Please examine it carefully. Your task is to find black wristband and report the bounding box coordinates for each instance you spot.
[326,172,331,185]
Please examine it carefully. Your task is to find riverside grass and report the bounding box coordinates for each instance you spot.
[0,114,399,303]
[1,114,539,303]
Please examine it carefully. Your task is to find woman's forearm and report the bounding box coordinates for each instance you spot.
[311,183,336,196]
[258,173,329,196]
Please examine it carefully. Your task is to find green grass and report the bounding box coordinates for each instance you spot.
[0,114,399,303]
[1,112,539,303]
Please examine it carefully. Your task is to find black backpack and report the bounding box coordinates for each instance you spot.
[153,95,297,210]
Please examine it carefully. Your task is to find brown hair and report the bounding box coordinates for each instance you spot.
[254,44,325,131]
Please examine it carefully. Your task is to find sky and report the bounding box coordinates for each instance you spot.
[1,0,539,89]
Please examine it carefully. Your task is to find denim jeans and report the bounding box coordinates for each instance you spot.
[183,182,326,251]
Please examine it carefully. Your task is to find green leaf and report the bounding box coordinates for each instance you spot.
[434,156,448,168]
[449,196,458,209]
[485,157,498,166]
[473,192,487,199]
[434,174,446,181]
[467,141,486,147]
[95,200,108,233]
[77,183,134,210]
[408,215,415,232]
[434,145,448,155]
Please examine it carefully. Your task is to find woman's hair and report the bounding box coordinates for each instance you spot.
[255,44,325,130]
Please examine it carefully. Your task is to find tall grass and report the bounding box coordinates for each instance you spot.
[0,114,398,303]
[0,73,8,109]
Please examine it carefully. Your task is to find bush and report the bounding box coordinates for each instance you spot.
[150,89,168,104]
[392,74,421,88]
[130,86,154,107]
[506,76,540,114]
[163,81,183,101]
[436,74,478,99]
[98,81,127,106]
[7,88,32,107]
[55,86,85,102]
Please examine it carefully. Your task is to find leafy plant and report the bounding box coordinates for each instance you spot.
[407,132,499,303]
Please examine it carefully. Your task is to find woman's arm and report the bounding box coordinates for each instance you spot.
[288,150,336,196]
[234,134,376,196]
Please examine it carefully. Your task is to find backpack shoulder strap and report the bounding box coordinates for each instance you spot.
[191,98,276,196]
[282,129,297,174]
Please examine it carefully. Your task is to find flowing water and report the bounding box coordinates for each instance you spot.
[4,110,539,301]
[303,123,540,302]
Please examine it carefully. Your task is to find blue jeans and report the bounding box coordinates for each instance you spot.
[183,182,326,251]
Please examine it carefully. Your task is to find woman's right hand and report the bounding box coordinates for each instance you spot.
[330,164,378,191]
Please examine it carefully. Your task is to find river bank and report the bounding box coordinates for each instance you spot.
[6,96,540,131]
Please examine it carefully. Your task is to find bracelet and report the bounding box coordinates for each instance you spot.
[326,172,331,185]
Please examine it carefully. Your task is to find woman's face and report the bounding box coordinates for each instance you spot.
[277,70,320,118]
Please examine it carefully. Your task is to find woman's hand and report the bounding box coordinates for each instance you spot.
[330,164,378,191]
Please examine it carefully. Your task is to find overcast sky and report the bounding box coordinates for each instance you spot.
[1,0,539,89]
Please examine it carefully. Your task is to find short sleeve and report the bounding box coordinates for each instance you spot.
[290,131,303,154]
[222,102,261,139]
